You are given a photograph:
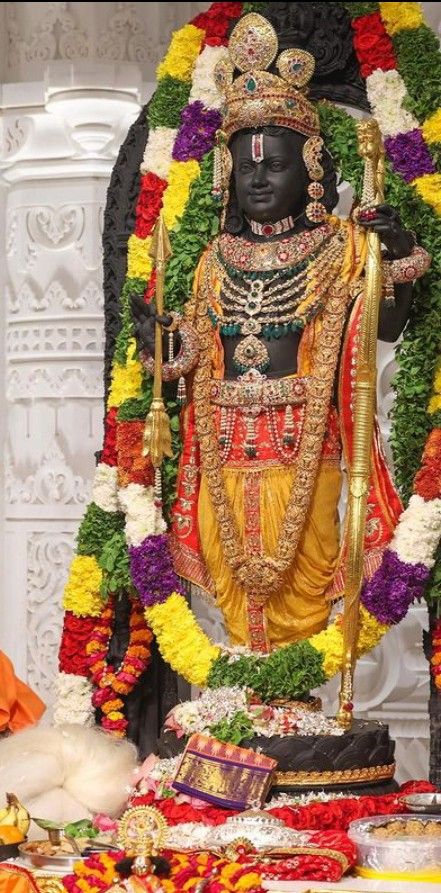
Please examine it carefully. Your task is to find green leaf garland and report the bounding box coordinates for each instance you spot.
[207,640,326,702]
[77,503,125,559]
[392,26,441,123]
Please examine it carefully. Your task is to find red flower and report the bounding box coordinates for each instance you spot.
[414,428,441,500]
[400,779,437,795]
[117,419,154,487]
[422,428,441,461]
[352,11,397,79]
[192,1,242,47]
[59,613,97,675]
[414,464,441,500]
[101,406,118,466]
[145,270,157,304]
[134,172,167,240]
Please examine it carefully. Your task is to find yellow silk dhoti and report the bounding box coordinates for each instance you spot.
[197,456,342,647]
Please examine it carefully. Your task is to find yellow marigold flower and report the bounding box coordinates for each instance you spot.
[380,2,423,34]
[63,555,103,617]
[357,606,389,654]
[236,873,262,891]
[310,623,343,679]
[76,879,93,893]
[146,593,220,687]
[433,366,441,394]
[422,109,441,145]
[162,160,200,231]
[157,24,204,83]
[127,234,153,280]
[107,339,143,409]
[412,173,441,215]
[429,394,441,414]
[222,864,240,880]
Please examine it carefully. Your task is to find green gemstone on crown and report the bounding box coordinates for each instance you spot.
[246,77,257,93]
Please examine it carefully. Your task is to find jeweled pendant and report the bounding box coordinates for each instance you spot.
[242,318,262,335]
[233,334,269,373]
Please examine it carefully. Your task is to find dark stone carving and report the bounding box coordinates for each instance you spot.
[102,105,149,406]
[263,2,369,110]
[101,104,182,758]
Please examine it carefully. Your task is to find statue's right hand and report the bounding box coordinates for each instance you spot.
[130,294,173,356]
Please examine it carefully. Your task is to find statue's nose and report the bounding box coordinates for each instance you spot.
[251,164,268,187]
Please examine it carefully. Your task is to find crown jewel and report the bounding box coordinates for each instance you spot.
[214,13,319,141]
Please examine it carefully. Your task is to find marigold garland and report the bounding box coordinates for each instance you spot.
[107,339,144,408]
[156,24,204,83]
[63,555,103,618]
[379,2,423,35]
[86,597,154,736]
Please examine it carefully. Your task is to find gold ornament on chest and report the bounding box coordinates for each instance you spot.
[233,334,270,373]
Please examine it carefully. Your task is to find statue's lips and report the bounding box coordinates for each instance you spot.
[248,191,273,202]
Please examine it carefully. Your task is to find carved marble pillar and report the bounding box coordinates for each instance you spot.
[0,66,141,711]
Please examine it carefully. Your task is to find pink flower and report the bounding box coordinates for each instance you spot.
[92,814,119,834]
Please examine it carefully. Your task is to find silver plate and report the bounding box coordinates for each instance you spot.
[18,841,80,872]
[400,793,441,814]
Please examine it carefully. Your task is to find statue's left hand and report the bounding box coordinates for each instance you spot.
[358,203,414,259]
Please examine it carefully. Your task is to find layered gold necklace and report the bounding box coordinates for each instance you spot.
[192,230,351,606]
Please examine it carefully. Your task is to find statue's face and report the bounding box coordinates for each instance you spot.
[230,129,307,223]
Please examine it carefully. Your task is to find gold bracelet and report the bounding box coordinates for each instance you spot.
[141,320,199,382]
[384,244,431,284]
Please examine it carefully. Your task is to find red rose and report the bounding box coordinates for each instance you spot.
[59,612,97,675]
[134,173,167,240]
[101,406,118,466]
[352,11,396,78]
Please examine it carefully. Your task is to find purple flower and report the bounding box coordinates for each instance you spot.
[173,101,221,162]
[361,549,430,625]
[385,129,435,183]
[129,534,184,607]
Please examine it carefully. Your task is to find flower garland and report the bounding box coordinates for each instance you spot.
[86,597,154,736]
[56,1,441,730]
[62,837,356,891]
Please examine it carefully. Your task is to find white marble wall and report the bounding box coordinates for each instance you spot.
[0,2,438,781]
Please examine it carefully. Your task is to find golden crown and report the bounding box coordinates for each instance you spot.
[214,12,319,141]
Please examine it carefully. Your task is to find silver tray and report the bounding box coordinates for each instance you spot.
[400,792,441,814]
[18,842,81,872]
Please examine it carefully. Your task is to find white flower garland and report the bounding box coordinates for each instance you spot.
[390,494,441,567]
[118,482,166,546]
[92,463,119,513]
[189,45,228,109]
[53,673,94,727]
[366,69,419,137]
[141,126,177,180]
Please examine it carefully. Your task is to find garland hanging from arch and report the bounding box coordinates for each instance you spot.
[55,1,441,730]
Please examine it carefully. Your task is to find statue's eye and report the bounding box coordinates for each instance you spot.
[268,161,285,171]
[239,161,254,172]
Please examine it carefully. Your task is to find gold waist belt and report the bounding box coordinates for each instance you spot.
[209,371,309,410]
